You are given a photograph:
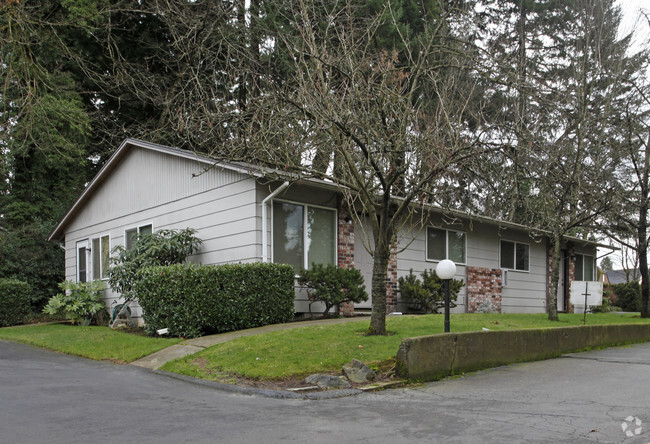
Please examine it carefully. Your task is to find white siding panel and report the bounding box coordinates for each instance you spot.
[61,147,261,323]
[70,147,250,230]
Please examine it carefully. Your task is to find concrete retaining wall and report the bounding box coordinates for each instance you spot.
[396,324,650,381]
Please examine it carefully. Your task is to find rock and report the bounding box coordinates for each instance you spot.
[342,359,375,383]
[477,300,498,314]
[305,374,351,389]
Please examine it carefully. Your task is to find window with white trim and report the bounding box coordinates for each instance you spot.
[500,240,529,271]
[426,227,466,264]
[91,235,110,280]
[272,201,336,273]
[125,224,153,250]
[575,254,594,281]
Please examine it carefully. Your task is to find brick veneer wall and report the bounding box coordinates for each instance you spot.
[386,244,398,313]
[466,267,502,313]
[546,243,576,313]
[566,246,576,313]
[337,208,356,317]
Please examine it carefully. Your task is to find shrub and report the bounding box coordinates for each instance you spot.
[398,269,464,314]
[297,264,368,317]
[0,279,32,326]
[610,282,641,312]
[135,263,295,338]
[43,280,106,325]
[109,228,201,303]
[590,295,621,313]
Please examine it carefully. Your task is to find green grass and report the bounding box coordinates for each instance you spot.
[161,312,650,381]
[0,323,182,363]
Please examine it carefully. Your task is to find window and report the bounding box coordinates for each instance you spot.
[426,227,466,264]
[273,201,336,273]
[125,224,153,250]
[500,240,529,271]
[575,254,594,281]
[92,235,110,280]
[76,240,89,283]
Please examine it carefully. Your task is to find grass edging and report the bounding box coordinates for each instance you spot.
[396,323,650,381]
[0,323,182,363]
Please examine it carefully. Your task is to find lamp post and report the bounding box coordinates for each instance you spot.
[436,259,457,333]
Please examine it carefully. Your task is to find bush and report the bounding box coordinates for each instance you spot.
[109,228,201,303]
[297,264,368,317]
[135,263,295,338]
[0,279,32,326]
[590,295,621,313]
[610,282,641,312]
[0,223,65,310]
[398,269,465,314]
[42,280,106,325]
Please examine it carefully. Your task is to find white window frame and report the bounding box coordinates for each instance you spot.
[124,223,154,250]
[425,227,467,265]
[271,199,338,272]
[76,240,90,283]
[500,239,530,272]
[91,234,111,281]
[575,253,595,281]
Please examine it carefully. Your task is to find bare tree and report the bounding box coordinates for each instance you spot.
[217,0,489,334]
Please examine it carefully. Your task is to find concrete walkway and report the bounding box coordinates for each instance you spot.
[131,316,371,370]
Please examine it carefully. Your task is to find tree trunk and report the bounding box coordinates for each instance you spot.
[639,191,649,317]
[369,230,390,335]
[639,134,649,318]
[547,235,561,321]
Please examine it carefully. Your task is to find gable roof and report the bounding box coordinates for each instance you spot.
[606,269,639,285]
[47,138,265,242]
[49,138,609,252]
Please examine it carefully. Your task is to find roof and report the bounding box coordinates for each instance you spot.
[48,138,342,241]
[48,139,264,241]
[606,269,639,285]
[48,138,607,250]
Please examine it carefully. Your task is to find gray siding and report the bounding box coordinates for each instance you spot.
[393,214,549,314]
[63,147,259,319]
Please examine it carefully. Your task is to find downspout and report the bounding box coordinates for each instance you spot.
[261,181,289,262]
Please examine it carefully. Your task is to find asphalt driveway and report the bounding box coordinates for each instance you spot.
[2,339,650,443]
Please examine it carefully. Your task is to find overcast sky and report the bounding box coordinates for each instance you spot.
[617,0,649,51]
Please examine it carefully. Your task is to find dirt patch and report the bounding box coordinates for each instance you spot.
[188,357,398,391]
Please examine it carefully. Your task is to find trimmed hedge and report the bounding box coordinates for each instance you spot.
[135,263,296,338]
[0,279,32,327]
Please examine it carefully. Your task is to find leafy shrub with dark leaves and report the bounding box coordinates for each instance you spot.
[398,269,464,314]
[0,279,31,326]
[135,263,295,338]
[610,282,641,312]
[109,228,201,303]
[297,264,368,316]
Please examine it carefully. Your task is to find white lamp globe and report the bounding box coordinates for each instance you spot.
[436,259,456,280]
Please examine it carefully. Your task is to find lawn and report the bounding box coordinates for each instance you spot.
[0,323,182,363]
[161,312,650,381]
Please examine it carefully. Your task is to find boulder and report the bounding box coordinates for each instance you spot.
[342,359,375,383]
[305,374,351,390]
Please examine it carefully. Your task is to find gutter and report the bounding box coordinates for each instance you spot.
[261,181,290,262]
